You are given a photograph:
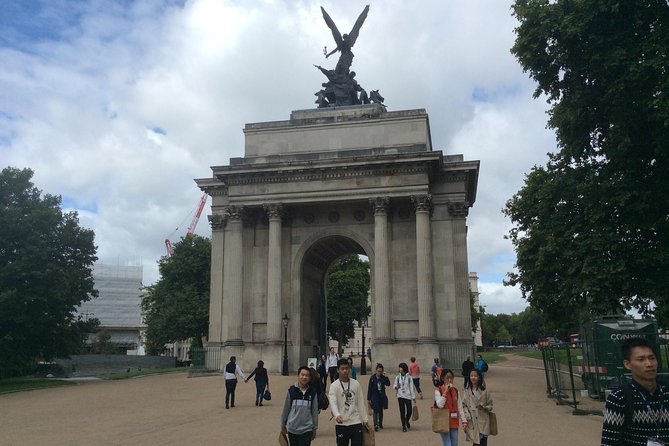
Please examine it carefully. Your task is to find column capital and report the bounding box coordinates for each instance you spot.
[225,205,245,222]
[369,196,390,215]
[208,213,227,230]
[263,203,284,220]
[411,194,433,214]
[447,201,469,218]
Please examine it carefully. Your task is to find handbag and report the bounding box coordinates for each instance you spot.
[264,390,272,401]
[278,430,288,446]
[362,424,375,446]
[431,406,450,433]
[489,411,498,436]
[411,402,419,421]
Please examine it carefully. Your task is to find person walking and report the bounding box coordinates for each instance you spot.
[601,337,669,445]
[431,357,443,383]
[281,366,319,446]
[461,369,493,445]
[245,359,269,406]
[434,368,460,446]
[409,356,423,399]
[223,356,246,409]
[462,356,475,388]
[318,355,328,389]
[348,356,357,380]
[475,355,488,376]
[367,363,390,431]
[329,358,370,446]
[394,362,417,432]
[326,347,340,386]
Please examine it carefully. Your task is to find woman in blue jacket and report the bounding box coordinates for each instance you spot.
[367,363,391,431]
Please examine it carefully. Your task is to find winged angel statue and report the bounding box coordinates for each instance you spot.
[314,5,385,108]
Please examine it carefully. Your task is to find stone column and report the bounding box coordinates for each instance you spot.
[207,213,227,345]
[412,194,436,342]
[448,201,471,338]
[223,205,244,346]
[264,203,283,344]
[370,197,391,342]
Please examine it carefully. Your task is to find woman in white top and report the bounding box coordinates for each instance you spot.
[394,362,416,432]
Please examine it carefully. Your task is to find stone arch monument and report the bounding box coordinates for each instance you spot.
[196,104,479,372]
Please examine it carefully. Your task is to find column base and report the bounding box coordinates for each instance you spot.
[418,337,438,344]
[372,337,394,344]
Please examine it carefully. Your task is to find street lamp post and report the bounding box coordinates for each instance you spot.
[282,313,289,376]
[360,319,367,375]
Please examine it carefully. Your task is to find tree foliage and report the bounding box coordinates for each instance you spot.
[506,0,669,327]
[141,235,210,355]
[326,255,371,352]
[0,167,98,377]
[480,307,572,347]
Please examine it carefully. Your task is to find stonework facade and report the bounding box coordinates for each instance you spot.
[196,104,479,371]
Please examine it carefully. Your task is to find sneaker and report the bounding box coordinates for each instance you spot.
[225,404,229,409]
[259,402,263,406]
[255,401,258,406]
[407,421,411,430]
[402,426,407,432]
[374,426,379,432]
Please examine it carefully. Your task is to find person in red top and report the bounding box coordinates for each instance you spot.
[408,357,423,399]
[434,368,460,446]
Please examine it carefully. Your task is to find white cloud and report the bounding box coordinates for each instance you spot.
[1,0,556,311]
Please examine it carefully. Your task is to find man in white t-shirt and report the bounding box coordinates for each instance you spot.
[329,358,370,446]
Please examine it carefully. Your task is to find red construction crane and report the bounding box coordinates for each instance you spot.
[164,192,208,257]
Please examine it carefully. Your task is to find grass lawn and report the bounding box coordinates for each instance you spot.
[1,368,189,394]
[0,377,75,394]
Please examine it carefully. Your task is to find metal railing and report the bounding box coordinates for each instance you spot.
[540,343,599,415]
[190,347,221,371]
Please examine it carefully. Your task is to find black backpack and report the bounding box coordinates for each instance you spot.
[482,361,489,372]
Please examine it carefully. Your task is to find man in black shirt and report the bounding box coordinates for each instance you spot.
[461,356,475,388]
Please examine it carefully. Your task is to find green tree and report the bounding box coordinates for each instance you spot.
[507,0,669,327]
[326,255,371,353]
[141,235,210,355]
[90,329,121,354]
[0,167,98,377]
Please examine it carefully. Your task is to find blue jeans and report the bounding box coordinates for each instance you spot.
[440,429,458,446]
[255,380,266,402]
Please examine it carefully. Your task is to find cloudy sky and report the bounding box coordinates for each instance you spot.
[1,0,558,315]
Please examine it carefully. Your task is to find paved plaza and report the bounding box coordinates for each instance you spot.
[0,354,604,445]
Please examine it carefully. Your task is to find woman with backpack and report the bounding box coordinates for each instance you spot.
[367,363,391,431]
[434,368,460,446]
[462,369,494,445]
